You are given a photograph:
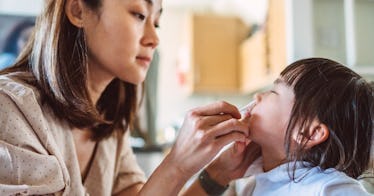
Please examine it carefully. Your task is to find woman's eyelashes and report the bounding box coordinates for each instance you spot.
[132,11,160,28]
[132,12,146,21]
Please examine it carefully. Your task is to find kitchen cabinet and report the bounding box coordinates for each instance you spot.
[180,13,249,93]
[180,1,288,94]
[240,0,287,92]
[240,30,270,92]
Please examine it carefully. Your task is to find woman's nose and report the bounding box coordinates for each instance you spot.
[142,23,159,49]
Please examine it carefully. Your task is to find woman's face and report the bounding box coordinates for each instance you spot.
[83,0,162,85]
[248,78,295,155]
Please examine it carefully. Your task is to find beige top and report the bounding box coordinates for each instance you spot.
[0,73,146,195]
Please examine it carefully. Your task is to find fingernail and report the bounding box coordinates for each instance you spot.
[245,138,250,145]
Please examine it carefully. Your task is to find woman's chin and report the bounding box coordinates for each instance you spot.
[122,68,149,84]
[118,76,146,85]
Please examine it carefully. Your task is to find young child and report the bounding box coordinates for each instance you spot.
[236,57,373,195]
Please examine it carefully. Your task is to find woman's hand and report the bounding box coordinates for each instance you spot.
[205,140,261,186]
[165,101,251,180]
[204,111,261,186]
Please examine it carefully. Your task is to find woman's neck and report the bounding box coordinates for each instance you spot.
[87,79,110,105]
[86,61,115,105]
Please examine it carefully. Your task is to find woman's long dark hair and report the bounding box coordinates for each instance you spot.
[281,58,373,179]
[0,0,138,141]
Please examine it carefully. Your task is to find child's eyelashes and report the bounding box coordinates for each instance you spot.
[270,90,278,94]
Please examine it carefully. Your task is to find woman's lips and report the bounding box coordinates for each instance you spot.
[136,56,152,67]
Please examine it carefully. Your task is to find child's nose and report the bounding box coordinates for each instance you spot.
[254,93,262,103]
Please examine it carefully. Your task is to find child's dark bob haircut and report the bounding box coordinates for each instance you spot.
[281,57,373,179]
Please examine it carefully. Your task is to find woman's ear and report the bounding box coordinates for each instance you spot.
[65,0,84,28]
[305,120,329,149]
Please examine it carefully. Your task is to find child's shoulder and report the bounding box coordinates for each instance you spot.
[299,167,370,195]
[301,167,356,185]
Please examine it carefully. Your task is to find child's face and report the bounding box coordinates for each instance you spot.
[248,78,295,157]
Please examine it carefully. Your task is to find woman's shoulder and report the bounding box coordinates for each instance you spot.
[0,71,41,103]
[0,72,55,154]
[0,72,68,195]
[0,71,47,129]
[0,71,37,89]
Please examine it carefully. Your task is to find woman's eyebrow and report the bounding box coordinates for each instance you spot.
[144,0,153,5]
[143,0,163,14]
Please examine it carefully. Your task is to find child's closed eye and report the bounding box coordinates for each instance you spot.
[270,90,278,94]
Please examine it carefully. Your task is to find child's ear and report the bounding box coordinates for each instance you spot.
[65,0,84,28]
[305,120,329,149]
[292,119,329,148]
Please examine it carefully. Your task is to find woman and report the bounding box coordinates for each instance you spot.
[0,0,252,195]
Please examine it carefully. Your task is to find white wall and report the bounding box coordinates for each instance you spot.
[355,0,374,66]
[288,0,314,62]
[313,0,346,64]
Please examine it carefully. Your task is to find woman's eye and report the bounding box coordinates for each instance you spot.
[154,23,160,28]
[133,12,146,21]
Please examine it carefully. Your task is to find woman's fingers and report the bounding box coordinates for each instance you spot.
[168,101,254,178]
[213,131,249,150]
[190,101,241,119]
[233,141,247,155]
[185,105,249,141]
[206,118,250,138]
[198,114,233,127]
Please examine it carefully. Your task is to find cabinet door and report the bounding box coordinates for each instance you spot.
[240,31,268,92]
[240,0,287,93]
[191,14,248,93]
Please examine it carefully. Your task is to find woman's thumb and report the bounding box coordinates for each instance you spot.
[233,141,246,155]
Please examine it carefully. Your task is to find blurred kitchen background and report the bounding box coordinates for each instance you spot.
[1,0,373,177]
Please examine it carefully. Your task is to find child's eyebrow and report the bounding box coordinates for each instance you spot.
[273,78,284,85]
